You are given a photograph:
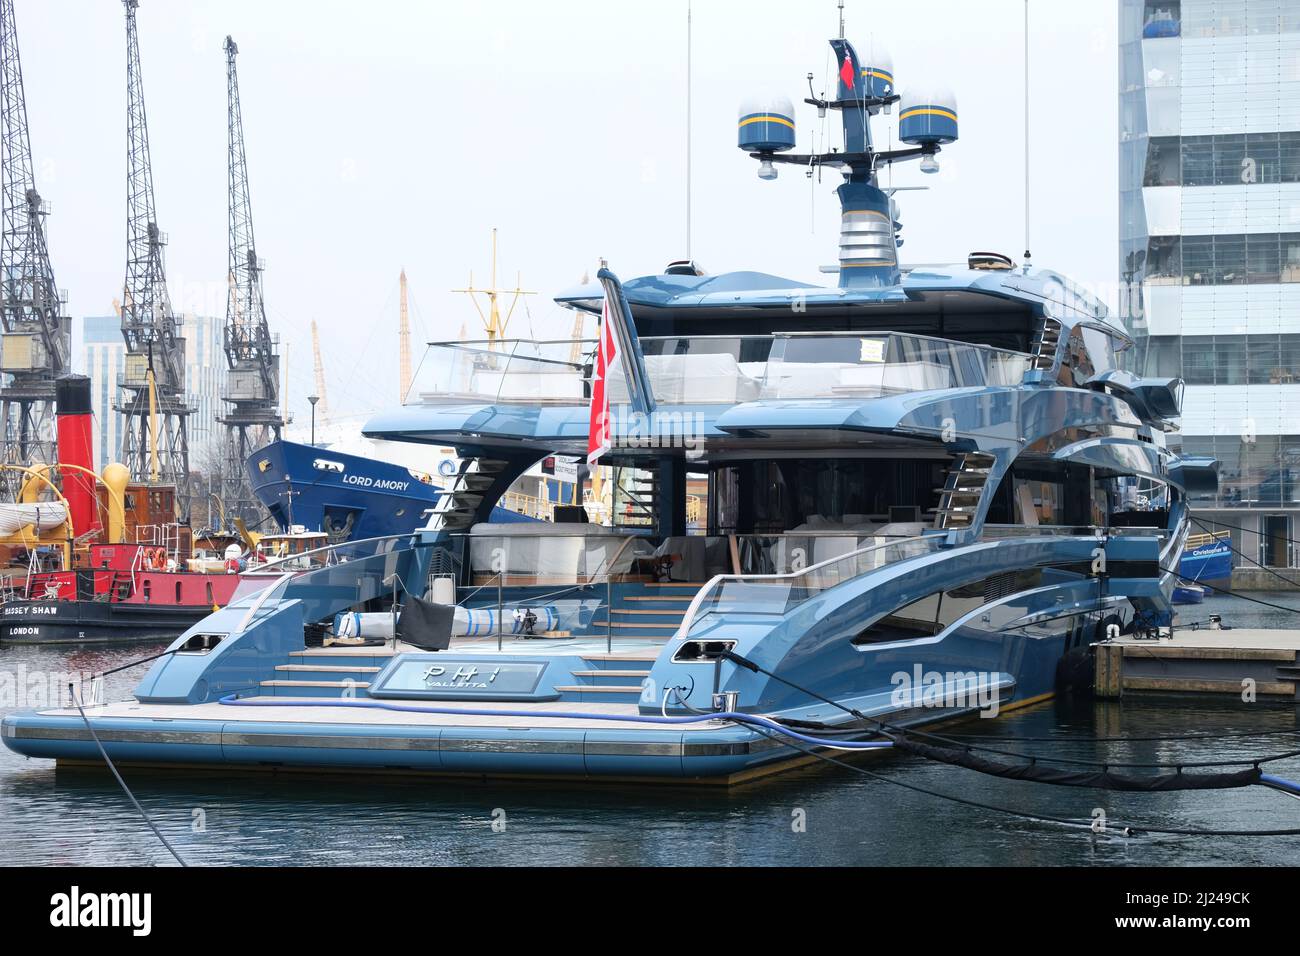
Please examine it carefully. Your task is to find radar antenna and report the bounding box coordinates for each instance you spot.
[737,10,959,289]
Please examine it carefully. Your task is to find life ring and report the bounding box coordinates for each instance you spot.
[153,547,167,570]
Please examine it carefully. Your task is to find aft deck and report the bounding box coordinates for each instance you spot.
[264,637,667,703]
[6,636,812,784]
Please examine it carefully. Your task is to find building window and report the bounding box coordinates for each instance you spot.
[1248,337,1284,384]
[1136,234,1300,286]
[1144,136,1182,186]
[1214,234,1247,284]
[1285,234,1300,281]
[1142,2,1181,38]
[1216,338,1247,385]
[1182,235,1214,284]
[1283,132,1300,182]
[1182,135,1214,186]
[1247,234,1281,284]
[1140,334,1300,385]
[1213,135,1249,185]
[1285,2,1300,32]
[1181,336,1215,383]
[1147,235,1181,282]
[1245,132,1281,183]
[1152,131,1300,186]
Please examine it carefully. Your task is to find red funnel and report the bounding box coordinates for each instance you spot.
[55,375,100,537]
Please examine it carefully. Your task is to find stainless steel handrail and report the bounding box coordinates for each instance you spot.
[243,533,411,575]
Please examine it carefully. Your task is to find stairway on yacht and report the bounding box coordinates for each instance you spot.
[256,645,662,705]
[254,582,707,703]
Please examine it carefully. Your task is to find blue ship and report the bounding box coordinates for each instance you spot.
[246,438,536,540]
[1173,530,1233,603]
[4,25,1214,785]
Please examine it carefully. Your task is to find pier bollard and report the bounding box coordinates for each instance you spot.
[1094,643,1123,699]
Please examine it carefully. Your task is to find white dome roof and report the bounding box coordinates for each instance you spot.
[738,94,795,119]
[900,85,957,112]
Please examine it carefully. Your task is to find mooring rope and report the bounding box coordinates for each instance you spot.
[68,684,188,867]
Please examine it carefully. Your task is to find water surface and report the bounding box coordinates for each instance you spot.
[3,590,1300,866]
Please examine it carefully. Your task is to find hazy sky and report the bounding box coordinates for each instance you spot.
[16,0,1118,433]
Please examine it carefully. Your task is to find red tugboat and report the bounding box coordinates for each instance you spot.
[0,376,251,646]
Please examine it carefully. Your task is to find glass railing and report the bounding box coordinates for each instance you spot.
[232,535,416,618]
[453,530,938,587]
[408,332,1032,407]
[242,533,414,576]
[675,535,943,638]
[979,524,1171,546]
[461,530,656,586]
[407,339,592,405]
[758,333,1030,400]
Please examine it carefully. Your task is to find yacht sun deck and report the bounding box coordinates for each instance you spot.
[406,331,1035,410]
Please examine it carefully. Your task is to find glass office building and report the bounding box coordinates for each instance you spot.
[1120,0,1300,567]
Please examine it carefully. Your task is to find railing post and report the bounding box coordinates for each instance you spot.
[606,575,613,654]
[497,571,504,652]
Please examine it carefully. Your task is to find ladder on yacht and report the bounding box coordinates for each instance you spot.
[615,463,658,529]
[427,457,510,531]
[1030,316,1061,371]
[935,452,995,531]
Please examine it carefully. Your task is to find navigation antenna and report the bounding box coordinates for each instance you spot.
[738,21,957,289]
[685,0,692,260]
[1023,0,1032,271]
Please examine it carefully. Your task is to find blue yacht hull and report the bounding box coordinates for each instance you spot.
[0,534,1154,783]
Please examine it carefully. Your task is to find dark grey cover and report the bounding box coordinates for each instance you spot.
[396,597,454,651]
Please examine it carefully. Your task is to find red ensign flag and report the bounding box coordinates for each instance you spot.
[839,54,855,92]
[587,295,618,465]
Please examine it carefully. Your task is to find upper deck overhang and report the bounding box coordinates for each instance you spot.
[554,264,1125,342]
[363,382,1149,464]
[363,402,593,455]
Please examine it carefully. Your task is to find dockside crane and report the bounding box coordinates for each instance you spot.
[310,319,329,418]
[218,35,285,525]
[0,0,71,493]
[452,229,534,347]
[398,269,411,401]
[116,0,193,520]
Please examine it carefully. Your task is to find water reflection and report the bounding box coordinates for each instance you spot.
[2,591,1300,866]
